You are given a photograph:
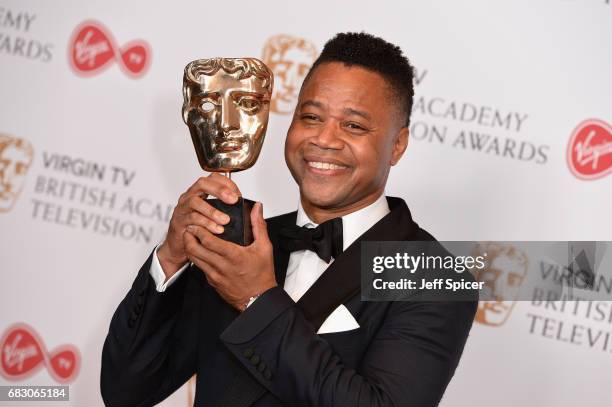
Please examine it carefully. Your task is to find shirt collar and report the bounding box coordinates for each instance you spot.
[295,193,391,251]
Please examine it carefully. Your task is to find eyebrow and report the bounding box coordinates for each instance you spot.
[198,91,221,98]
[300,100,324,110]
[300,100,372,121]
[343,107,371,121]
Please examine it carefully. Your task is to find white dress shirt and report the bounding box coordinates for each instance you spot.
[149,194,391,305]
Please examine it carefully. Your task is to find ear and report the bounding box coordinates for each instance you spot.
[390,127,409,166]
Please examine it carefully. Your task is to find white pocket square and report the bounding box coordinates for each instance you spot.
[316,304,360,334]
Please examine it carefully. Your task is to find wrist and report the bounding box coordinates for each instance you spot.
[157,242,188,280]
[239,284,278,312]
[241,294,261,311]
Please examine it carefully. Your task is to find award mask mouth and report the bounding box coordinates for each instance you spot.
[215,135,247,153]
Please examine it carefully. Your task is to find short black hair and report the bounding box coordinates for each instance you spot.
[304,32,415,127]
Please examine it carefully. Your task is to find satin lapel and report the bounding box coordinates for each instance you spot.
[296,197,419,330]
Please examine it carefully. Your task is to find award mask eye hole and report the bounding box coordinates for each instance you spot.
[200,101,216,113]
[237,97,261,114]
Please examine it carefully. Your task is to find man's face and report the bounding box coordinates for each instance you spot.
[0,140,33,212]
[183,70,271,172]
[285,62,407,211]
[266,45,316,114]
[474,246,527,326]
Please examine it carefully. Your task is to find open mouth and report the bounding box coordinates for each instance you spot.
[307,161,348,170]
[303,158,350,177]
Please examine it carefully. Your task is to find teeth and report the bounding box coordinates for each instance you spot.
[308,161,346,170]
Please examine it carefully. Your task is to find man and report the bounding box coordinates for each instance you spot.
[101,32,477,406]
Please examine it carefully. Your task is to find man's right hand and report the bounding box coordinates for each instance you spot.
[157,173,241,280]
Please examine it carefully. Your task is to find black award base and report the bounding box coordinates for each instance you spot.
[207,197,255,246]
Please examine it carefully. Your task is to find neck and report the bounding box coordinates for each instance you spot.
[300,189,384,224]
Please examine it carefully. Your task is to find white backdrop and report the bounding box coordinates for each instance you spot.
[1,0,611,406]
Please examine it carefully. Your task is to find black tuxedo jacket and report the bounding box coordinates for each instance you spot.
[101,197,478,407]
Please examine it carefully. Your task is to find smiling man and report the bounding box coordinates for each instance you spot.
[101,32,477,407]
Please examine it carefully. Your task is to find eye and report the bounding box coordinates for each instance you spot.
[200,101,216,113]
[237,96,261,114]
[300,113,320,123]
[345,122,367,133]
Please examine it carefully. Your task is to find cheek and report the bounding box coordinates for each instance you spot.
[351,138,384,175]
[188,111,216,135]
[244,118,261,138]
[284,126,304,167]
[251,109,271,131]
[285,124,301,153]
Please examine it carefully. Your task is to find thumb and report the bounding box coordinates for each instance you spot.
[250,202,269,242]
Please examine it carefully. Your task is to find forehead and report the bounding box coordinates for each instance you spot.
[299,62,396,114]
[189,71,268,95]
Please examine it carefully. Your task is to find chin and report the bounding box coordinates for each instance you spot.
[300,183,347,209]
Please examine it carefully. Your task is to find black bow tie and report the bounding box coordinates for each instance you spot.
[279,217,343,263]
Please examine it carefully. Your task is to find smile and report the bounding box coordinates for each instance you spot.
[307,161,347,170]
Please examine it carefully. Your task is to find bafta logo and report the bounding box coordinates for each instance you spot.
[471,243,528,327]
[0,135,34,213]
[262,34,317,114]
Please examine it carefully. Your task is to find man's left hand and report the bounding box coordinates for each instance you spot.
[184,202,277,311]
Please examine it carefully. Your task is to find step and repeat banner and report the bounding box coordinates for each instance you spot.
[1,0,610,405]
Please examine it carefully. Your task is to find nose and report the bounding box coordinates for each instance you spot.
[220,98,240,133]
[312,121,344,150]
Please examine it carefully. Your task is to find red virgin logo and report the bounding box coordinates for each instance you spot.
[0,323,80,383]
[68,20,151,78]
[567,119,612,180]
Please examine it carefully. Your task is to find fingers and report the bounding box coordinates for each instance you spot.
[164,175,241,266]
[187,225,236,258]
[250,202,269,243]
[184,211,224,234]
[185,174,241,205]
[186,195,230,225]
[183,232,223,285]
[184,228,232,270]
[175,177,238,234]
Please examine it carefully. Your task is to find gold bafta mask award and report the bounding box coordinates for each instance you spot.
[182,57,274,245]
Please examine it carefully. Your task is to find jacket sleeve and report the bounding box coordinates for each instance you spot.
[220,287,477,407]
[100,250,200,406]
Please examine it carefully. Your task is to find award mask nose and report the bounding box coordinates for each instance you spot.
[220,101,240,133]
